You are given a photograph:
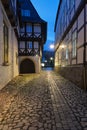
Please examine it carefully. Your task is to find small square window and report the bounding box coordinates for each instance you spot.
[21,10,30,17]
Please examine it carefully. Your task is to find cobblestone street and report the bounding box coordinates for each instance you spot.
[0,70,87,130]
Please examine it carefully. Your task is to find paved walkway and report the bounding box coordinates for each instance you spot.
[0,71,87,130]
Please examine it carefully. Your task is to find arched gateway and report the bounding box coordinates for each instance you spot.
[20,59,35,74]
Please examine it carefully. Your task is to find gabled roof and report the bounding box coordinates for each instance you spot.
[19,0,46,23]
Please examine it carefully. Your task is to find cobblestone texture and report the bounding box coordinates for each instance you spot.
[0,71,87,130]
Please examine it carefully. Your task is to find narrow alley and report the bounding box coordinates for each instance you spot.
[0,70,87,130]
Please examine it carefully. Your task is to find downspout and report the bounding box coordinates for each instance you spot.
[83,4,86,90]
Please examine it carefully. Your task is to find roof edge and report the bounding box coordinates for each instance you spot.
[54,0,62,32]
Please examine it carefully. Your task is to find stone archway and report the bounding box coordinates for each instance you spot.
[20,59,35,74]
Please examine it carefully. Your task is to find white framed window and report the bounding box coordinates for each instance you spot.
[34,24,41,33]
[27,42,32,49]
[34,42,39,49]
[20,41,25,48]
[3,22,9,64]
[72,30,77,57]
[26,23,32,32]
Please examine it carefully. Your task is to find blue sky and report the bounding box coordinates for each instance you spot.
[31,0,59,51]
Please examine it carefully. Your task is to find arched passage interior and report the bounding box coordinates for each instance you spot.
[20,59,35,74]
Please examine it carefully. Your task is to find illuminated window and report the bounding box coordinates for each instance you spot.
[3,22,9,64]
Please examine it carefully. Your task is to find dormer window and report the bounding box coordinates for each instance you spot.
[21,9,30,17]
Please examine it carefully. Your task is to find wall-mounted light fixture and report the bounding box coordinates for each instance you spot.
[61,44,65,49]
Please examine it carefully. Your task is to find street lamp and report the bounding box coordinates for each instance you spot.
[50,44,54,49]
[50,57,53,61]
[41,63,45,67]
[61,44,65,49]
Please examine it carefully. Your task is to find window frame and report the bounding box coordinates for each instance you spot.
[3,21,9,65]
[27,41,32,49]
[34,42,39,49]
[72,29,77,58]
[21,9,30,17]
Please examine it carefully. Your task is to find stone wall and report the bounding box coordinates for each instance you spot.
[55,65,87,90]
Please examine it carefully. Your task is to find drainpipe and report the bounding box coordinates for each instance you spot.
[83,5,86,90]
[83,45,86,91]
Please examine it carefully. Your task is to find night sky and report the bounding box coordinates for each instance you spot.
[31,0,59,51]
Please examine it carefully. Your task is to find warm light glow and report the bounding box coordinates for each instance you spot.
[41,63,45,67]
[50,57,53,60]
[36,54,38,57]
[50,44,54,49]
[61,44,65,49]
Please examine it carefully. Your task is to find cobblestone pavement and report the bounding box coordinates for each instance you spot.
[0,71,87,130]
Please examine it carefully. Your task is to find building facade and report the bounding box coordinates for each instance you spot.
[0,0,20,89]
[18,0,47,74]
[0,0,47,89]
[54,0,87,89]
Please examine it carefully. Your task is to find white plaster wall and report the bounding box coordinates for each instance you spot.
[72,59,76,65]
[11,29,19,77]
[77,47,84,64]
[86,46,87,62]
[0,1,19,89]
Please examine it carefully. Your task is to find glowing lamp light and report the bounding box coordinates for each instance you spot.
[61,44,65,49]
[50,57,53,60]
[41,63,45,67]
[50,44,54,49]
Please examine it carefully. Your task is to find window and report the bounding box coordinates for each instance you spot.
[27,42,32,49]
[26,23,32,32]
[21,9,30,17]
[66,47,69,59]
[34,24,41,33]
[3,22,9,64]
[34,42,38,49]
[72,30,77,57]
[20,41,25,48]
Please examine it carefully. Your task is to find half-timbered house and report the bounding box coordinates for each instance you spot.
[18,0,47,73]
[0,0,47,89]
[54,0,87,89]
